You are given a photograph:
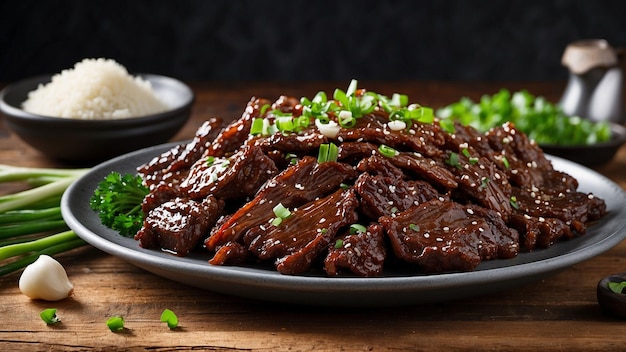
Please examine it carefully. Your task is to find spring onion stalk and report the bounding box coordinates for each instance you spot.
[0,164,89,277]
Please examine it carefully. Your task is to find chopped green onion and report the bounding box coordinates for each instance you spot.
[461,148,471,158]
[106,316,125,332]
[501,156,510,169]
[608,281,626,294]
[338,111,356,128]
[409,223,420,232]
[317,143,339,163]
[378,144,398,158]
[439,119,456,134]
[206,156,216,166]
[480,177,490,189]
[349,224,367,235]
[334,239,344,249]
[273,203,292,220]
[446,152,461,169]
[160,309,178,329]
[510,196,519,210]
[40,308,60,325]
[259,104,271,116]
[250,118,265,135]
[271,217,283,227]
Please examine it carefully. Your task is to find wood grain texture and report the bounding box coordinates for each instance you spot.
[1,81,625,351]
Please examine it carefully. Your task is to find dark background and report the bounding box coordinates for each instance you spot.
[1,0,625,82]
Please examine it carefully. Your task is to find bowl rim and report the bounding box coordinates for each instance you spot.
[0,73,195,126]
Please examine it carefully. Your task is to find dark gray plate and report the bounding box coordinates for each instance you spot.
[61,143,626,306]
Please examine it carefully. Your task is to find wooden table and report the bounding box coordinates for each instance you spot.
[2,81,626,351]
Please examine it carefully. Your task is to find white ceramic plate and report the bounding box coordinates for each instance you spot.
[61,143,626,306]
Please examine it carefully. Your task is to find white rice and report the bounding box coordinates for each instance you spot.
[22,58,168,120]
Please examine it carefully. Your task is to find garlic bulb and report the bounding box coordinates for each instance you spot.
[19,255,74,301]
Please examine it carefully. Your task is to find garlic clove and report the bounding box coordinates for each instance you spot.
[19,255,74,301]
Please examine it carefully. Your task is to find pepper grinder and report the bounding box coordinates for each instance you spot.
[559,39,624,124]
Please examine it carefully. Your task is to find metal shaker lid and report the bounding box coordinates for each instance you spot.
[561,39,618,74]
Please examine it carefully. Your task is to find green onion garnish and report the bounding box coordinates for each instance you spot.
[608,281,626,294]
[409,223,420,232]
[510,196,519,209]
[40,308,60,325]
[317,143,339,163]
[378,144,398,158]
[349,224,367,234]
[160,309,179,329]
[106,316,125,332]
[250,118,265,135]
[446,152,460,169]
[334,239,344,249]
[439,119,456,134]
[502,155,510,169]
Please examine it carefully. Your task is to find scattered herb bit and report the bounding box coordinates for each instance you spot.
[446,152,461,169]
[378,144,399,158]
[334,239,344,249]
[510,196,519,210]
[409,223,420,232]
[439,119,456,134]
[271,203,292,226]
[501,155,510,169]
[273,203,292,219]
[390,206,399,214]
[461,148,471,158]
[40,308,60,325]
[205,156,216,166]
[349,224,367,234]
[317,143,339,163]
[160,309,179,329]
[469,157,479,165]
[259,103,272,116]
[480,177,490,189]
[250,118,265,135]
[608,281,626,294]
[106,316,125,332]
[90,172,149,237]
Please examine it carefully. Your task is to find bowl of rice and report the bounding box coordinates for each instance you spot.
[0,58,194,163]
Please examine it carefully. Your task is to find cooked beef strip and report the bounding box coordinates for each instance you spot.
[257,129,328,154]
[138,118,222,187]
[337,113,445,158]
[380,199,519,273]
[204,156,358,251]
[180,144,279,201]
[355,173,441,219]
[244,189,359,275]
[444,153,512,218]
[356,154,406,179]
[324,223,387,277]
[389,152,458,189]
[207,97,271,157]
[135,196,222,256]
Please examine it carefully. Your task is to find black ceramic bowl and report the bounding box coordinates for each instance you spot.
[597,273,626,318]
[0,74,194,164]
[539,122,626,167]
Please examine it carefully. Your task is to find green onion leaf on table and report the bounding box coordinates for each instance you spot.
[437,89,612,146]
[0,165,89,277]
